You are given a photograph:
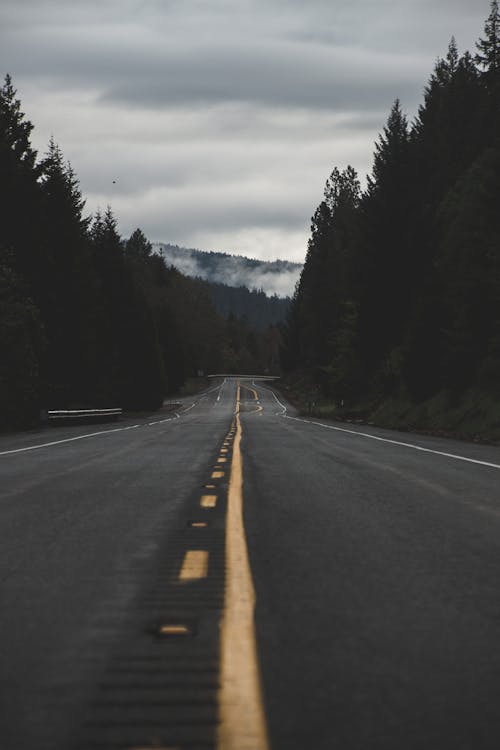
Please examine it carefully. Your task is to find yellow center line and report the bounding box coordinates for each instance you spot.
[178,549,209,581]
[248,404,263,416]
[211,471,225,479]
[158,624,191,636]
[130,744,179,749]
[241,384,263,416]
[217,380,269,750]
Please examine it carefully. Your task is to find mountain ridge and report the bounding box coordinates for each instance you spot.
[152,242,302,298]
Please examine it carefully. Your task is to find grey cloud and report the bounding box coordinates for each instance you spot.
[4,23,424,112]
[4,0,484,113]
[0,0,491,265]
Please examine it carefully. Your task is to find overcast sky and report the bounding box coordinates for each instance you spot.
[1,0,489,262]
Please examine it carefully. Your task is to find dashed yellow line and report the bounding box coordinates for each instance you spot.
[179,550,209,581]
[158,624,191,637]
[217,381,269,750]
[200,494,217,508]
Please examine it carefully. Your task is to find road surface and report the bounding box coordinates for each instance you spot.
[1,377,500,749]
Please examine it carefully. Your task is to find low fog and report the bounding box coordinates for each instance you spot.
[153,244,302,298]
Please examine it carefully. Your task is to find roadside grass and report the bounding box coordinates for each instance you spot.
[276,377,500,444]
[370,389,500,443]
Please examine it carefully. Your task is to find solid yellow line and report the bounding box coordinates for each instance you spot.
[217,381,269,750]
[248,405,263,416]
[179,549,209,581]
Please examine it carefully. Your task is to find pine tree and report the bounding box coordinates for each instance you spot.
[90,209,165,409]
[38,139,95,405]
[476,0,500,77]
[0,248,46,427]
[404,42,485,399]
[475,0,500,143]
[282,166,361,386]
[360,100,412,382]
[125,228,153,262]
[435,147,500,391]
[0,75,42,286]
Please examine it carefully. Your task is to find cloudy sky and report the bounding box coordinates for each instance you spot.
[1,0,489,263]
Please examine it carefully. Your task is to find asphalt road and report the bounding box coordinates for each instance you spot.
[1,377,500,749]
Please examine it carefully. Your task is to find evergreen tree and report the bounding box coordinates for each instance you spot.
[125,228,153,262]
[475,0,500,142]
[0,75,42,287]
[0,248,45,427]
[38,139,95,405]
[413,40,483,210]
[360,100,412,381]
[476,0,500,78]
[283,166,361,386]
[90,209,165,408]
[435,147,500,391]
[403,43,484,398]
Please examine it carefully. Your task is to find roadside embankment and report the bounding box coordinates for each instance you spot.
[274,376,500,445]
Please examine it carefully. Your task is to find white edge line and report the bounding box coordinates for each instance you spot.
[284,415,500,471]
[0,411,183,458]
[254,380,499,471]
[0,424,141,456]
[253,380,287,415]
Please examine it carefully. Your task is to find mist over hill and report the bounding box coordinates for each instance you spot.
[152,243,302,298]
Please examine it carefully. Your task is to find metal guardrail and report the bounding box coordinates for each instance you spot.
[207,373,279,380]
[46,408,122,421]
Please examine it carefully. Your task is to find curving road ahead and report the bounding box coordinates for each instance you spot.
[1,377,500,749]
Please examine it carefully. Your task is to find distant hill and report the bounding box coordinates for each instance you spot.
[152,243,302,298]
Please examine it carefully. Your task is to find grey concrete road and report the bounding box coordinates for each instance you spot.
[1,376,500,749]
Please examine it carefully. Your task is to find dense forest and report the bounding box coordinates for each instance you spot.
[281,2,500,438]
[206,281,290,330]
[0,78,281,429]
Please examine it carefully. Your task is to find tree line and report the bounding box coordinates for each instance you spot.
[207,282,290,330]
[0,78,280,429]
[282,2,500,415]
